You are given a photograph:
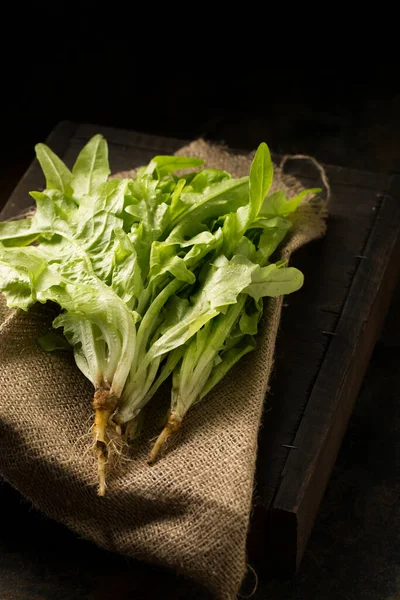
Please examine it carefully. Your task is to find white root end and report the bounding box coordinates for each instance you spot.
[97,450,107,497]
[148,412,182,465]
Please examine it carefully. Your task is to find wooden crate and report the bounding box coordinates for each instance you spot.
[2,121,400,583]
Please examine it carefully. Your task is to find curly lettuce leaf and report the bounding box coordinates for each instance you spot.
[145,155,204,178]
[259,187,321,218]
[0,240,136,396]
[244,262,304,301]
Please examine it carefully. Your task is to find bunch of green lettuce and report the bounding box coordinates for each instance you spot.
[0,135,318,492]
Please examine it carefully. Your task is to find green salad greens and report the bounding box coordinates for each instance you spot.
[0,135,319,494]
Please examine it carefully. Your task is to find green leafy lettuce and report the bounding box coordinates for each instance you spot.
[147,143,318,462]
[0,133,319,482]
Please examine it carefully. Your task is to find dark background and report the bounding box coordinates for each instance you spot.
[1,36,400,599]
[2,42,400,208]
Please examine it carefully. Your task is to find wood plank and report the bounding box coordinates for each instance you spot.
[253,175,385,505]
[279,157,389,192]
[264,176,400,574]
[75,123,187,153]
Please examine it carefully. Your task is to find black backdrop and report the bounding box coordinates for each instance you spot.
[3,35,399,203]
[1,28,400,600]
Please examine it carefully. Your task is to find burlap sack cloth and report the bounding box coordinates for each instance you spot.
[0,140,327,599]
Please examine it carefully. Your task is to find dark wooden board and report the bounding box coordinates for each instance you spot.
[249,171,400,575]
[1,122,399,598]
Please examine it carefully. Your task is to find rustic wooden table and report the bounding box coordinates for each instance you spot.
[1,118,400,599]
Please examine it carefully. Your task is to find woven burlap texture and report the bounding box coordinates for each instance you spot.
[0,139,327,600]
